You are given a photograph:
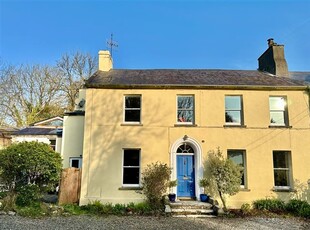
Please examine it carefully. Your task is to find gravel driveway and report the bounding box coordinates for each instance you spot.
[0,215,309,230]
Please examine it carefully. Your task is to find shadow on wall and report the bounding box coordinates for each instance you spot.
[290,179,310,202]
[274,179,310,204]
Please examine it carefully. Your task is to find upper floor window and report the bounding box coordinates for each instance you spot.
[225,96,243,125]
[177,95,194,124]
[273,151,291,189]
[269,96,288,126]
[124,95,141,123]
[123,149,140,186]
[228,150,246,188]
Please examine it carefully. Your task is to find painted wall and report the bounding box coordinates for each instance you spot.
[61,115,85,168]
[12,136,54,144]
[80,88,310,207]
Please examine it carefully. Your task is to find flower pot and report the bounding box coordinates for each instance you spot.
[200,194,209,202]
[168,193,176,202]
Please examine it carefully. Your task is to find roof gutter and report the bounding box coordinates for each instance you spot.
[85,84,308,91]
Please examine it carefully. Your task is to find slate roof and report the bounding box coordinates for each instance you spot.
[86,69,308,90]
[289,71,310,82]
[12,127,62,136]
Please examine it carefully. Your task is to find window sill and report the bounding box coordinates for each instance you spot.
[174,124,197,127]
[272,187,296,192]
[223,124,247,128]
[240,188,251,192]
[121,123,143,126]
[269,125,292,128]
[118,186,143,190]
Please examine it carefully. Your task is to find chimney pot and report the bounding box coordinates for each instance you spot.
[267,38,274,47]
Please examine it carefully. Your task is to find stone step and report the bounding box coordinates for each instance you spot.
[171,208,214,214]
[173,214,216,218]
[166,200,216,218]
[169,202,213,209]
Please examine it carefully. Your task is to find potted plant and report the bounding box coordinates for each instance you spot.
[167,180,177,202]
[199,178,209,202]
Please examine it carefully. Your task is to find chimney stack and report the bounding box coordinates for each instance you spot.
[258,38,289,77]
[98,50,113,71]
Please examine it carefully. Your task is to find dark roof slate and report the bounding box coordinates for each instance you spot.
[13,127,62,136]
[86,69,307,89]
[289,71,310,83]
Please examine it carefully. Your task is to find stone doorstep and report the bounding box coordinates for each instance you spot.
[169,202,213,209]
[173,214,216,218]
[171,208,214,214]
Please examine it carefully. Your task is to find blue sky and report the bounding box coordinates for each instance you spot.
[0,0,309,71]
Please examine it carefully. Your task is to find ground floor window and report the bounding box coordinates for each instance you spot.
[273,151,291,188]
[49,139,56,151]
[70,157,82,168]
[123,149,140,186]
[227,150,246,188]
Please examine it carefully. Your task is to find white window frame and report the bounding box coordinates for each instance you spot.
[225,95,243,125]
[69,157,82,168]
[176,95,195,124]
[227,150,247,188]
[269,96,288,126]
[123,95,141,124]
[273,151,291,190]
[122,149,141,187]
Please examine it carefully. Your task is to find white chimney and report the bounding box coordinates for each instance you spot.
[98,50,113,71]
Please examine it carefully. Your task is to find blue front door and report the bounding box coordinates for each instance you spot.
[177,155,195,197]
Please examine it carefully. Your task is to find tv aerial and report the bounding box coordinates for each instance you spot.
[106,33,118,57]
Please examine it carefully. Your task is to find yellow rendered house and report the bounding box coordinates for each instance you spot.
[77,39,310,208]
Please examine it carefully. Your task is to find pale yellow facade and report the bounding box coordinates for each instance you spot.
[80,87,310,208]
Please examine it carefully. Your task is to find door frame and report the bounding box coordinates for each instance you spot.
[170,136,203,200]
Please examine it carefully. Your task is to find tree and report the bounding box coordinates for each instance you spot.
[57,52,97,111]
[141,162,171,208]
[0,141,62,192]
[0,52,97,127]
[0,63,65,126]
[206,148,242,211]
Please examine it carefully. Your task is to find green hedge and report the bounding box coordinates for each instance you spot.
[253,198,286,213]
[252,198,310,218]
[286,199,310,218]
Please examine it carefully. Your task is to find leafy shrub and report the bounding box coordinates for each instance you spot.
[16,184,41,207]
[141,162,171,208]
[240,203,251,215]
[286,199,310,218]
[101,203,113,214]
[78,201,156,216]
[81,200,105,214]
[0,142,62,192]
[1,193,17,211]
[127,202,153,215]
[63,204,85,215]
[112,203,126,215]
[253,198,286,213]
[299,205,310,219]
[0,191,7,199]
[16,202,48,217]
